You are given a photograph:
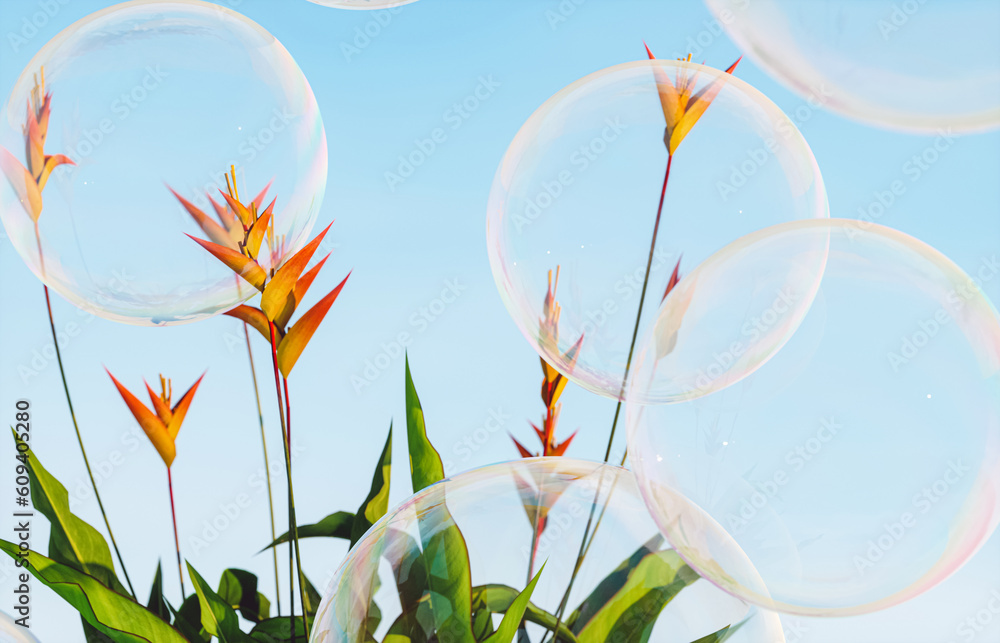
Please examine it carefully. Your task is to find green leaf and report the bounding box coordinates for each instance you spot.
[187,563,254,643]
[301,572,323,619]
[0,540,186,643]
[171,594,210,642]
[404,355,445,492]
[218,568,269,623]
[574,549,700,643]
[483,564,544,643]
[403,356,475,643]
[472,585,579,643]
[12,430,127,594]
[146,561,170,622]
[692,621,746,643]
[351,423,393,547]
[382,528,427,613]
[567,535,663,630]
[261,511,355,550]
[249,617,309,642]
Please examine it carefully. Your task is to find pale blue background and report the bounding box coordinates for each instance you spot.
[0,1,998,641]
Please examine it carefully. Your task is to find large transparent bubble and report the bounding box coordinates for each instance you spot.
[0,611,40,643]
[0,0,326,325]
[627,219,1000,617]
[487,58,827,404]
[311,458,785,643]
[704,0,1000,134]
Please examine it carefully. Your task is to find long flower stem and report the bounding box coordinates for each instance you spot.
[166,467,185,600]
[267,321,308,641]
[544,155,674,643]
[34,225,136,598]
[244,323,281,617]
[283,375,310,619]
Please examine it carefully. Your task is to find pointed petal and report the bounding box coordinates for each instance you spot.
[36,154,74,192]
[550,430,578,457]
[251,180,273,210]
[273,253,330,330]
[644,41,655,60]
[224,305,276,343]
[261,223,332,321]
[662,257,682,303]
[106,370,174,467]
[510,435,535,459]
[276,271,349,378]
[25,110,45,179]
[144,381,172,426]
[220,190,252,227]
[186,234,266,291]
[530,421,545,445]
[208,194,238,231]
[0,146,42,221]
[169,187,235,249]
[245,197,274,259]
[166,373,205,440]
[667,59,741,155]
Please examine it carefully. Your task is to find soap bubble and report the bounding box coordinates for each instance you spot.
[0,0,326,325]
[311,458,785,643]
[627,219,1000,616]
[1,611,40,642]
[704,0,1000,133]
[487,58,827,403]
[306,0,417,9]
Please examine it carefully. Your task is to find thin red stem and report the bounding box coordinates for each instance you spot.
[244,323,281,616]
[167,467,185,600]
[268,321,309,640]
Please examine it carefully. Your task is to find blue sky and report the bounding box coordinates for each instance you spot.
[1,1,998,641]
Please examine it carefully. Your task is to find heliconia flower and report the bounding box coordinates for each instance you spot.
[512,266,582,459]
[106,370,205,468]
[188,166,351,379]
[0,68,74,222]
[645,43,741,155]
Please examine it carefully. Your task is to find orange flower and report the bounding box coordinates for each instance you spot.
[0,67,74,222]
[188,166,350,378]
[106,371,205,467]
[512,267,582,459]
[645,44,741,155]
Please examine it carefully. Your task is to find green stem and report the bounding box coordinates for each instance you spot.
[244,323,281,617]
[35,224,136,598]
[544,154,674,643]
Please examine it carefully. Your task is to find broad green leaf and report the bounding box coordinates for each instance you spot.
[147,561,170,622]
[301,572,323,619]
[483,565,544,643]
[249,617,309,642]
[567,535,663,631]
[171,594,210,642]
[0,540,185,643]
[351,423,393,547]
[262,511,355,550]
[404,357,474,643]
[83,620,115,642]
[382,528,427,613]
[187,563,254,643]
[12,431,127,594]
[403,356,445,492]
[575,549,699,643]
[472,585,579,643]
[218,568,269,623]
